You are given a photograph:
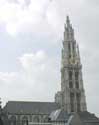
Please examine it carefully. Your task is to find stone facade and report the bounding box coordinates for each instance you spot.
[8,114,49,124]
[55,16,87,113]
[3,101,59,125]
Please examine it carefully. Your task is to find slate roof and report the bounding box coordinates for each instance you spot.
[50,110,99,125]
[3,101,60,115]
[78,111,99,125]
[50,109,71,122]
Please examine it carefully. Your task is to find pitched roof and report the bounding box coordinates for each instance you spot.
[50,109,71,122]
[78,111,99,125]
[50,110,99,125]
[78,111,99,121]
[3,101,60,115]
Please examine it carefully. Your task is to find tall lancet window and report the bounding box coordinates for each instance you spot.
[75,71,79,80]
[69,71,72,80]
[76,93,81,112]
[68,43,71,58]
[70,92,74,112]
[75,81,79,89]
[69,81,73,88]
[69,71,73,88]
[72,42,75,57]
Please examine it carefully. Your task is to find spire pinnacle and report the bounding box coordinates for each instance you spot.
[77,44,81,63]
[66,15,71,27]
[64,15,74,41]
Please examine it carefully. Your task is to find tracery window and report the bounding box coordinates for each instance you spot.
[22,116,28,125]
[33,116,39,123]
[43,116,49,123]
[10,116,16,125]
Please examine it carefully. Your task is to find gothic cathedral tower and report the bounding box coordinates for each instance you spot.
[55,16,87,113]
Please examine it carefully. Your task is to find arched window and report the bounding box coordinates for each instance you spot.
[33,116,39,123]
[0,117,3,125]
[72,43,75,54]
[10,116,16,125]
[70,92,74,112]
[68,43,71,58]
[75,81,79,89]
[69,81,73,88]
[69,71,72,80]
[22,116,28,125]
[75,71,79,80]
[43,116,49,123]
[76,93,81,112]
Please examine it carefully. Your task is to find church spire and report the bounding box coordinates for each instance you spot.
[55,16,87,113]
[66,16,71,28]
[64,16,74,41]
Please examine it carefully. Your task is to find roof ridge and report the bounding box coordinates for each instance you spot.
[8,101,56,103]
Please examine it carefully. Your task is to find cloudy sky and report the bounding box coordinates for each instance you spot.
[0,0,99,116]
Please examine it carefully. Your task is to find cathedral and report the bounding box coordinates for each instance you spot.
[1,16,99,125]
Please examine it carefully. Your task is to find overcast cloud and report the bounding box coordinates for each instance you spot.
[0,0,99,116]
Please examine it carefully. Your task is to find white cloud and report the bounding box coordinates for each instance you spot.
[0,50,60,106]
[0,0,83,36]
[0,0,55,36]
[18,50,47,73]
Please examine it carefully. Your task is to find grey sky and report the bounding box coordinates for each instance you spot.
[0,0,99,116]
